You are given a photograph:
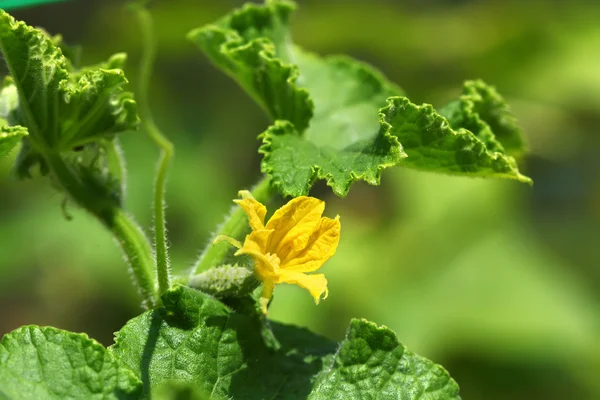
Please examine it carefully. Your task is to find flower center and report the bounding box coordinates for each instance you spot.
[265,252,281,269]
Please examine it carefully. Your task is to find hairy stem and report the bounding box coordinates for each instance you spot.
[44,152,158,307]
[191,177,273,276]
[111,209,159,308]
[133,4,174,297]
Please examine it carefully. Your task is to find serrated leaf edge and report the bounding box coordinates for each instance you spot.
[259,101,407,197]
[382,96,532,185]
[187,0,314,132]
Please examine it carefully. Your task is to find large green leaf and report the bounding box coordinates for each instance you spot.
[189,0,530,197]
[111,285,460,399]
[0,9,137,153]
[0,326,142,399]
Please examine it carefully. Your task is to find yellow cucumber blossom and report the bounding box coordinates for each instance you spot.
[215,190,341,314]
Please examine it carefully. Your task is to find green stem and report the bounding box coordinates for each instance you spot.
[111,209,159,308]
[44,152,158,307]
[133,4,174,297]
[191,177,273,276]
[105,139,127,197]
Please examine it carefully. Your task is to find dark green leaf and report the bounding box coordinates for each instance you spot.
[112,285,460,399]
[0,326,142,400]
[111,285,335,399]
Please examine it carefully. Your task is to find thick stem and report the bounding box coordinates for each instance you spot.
[190,177,273,276]
[44,152,158,307]
[133,4,174,297]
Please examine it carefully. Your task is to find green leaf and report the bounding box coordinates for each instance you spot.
[187,1,312,132]
[0,125,27,158]
[0,9,137,152]
[188,1,405,197]
[0,326,142,400]
[310,319,461,399]
[260,116,403,196]
[112,285,460,399]
[439,80,526,157]
[382,97,532,184]
[189,1,530,197]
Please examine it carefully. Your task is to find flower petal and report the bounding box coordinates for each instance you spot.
[281,216,340,272]
[236,229,278,280]
[277,271,328,304]
[234,190,267,230]
[265,196,325,260]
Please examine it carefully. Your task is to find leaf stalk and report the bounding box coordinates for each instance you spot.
[44,151,158,307]
[133,4,174,297]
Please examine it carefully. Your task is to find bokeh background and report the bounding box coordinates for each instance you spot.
[1,0,599,398]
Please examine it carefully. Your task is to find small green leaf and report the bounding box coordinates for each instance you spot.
[383,96,532,184]
[187,1,312,132]
[0,125,27,158]
[189,1,530,197]
[310,319,461,399]
[0,326,142,400]
[440,80,526,157]
[0,9,137,152]
[112,285,460,399]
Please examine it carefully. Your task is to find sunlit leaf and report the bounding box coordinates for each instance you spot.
[0,326,142,399]
[189,1,531,197]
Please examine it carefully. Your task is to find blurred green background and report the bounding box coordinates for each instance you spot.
[1,0,599,398]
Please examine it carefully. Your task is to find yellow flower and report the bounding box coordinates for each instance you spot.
[215,190,341,314]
